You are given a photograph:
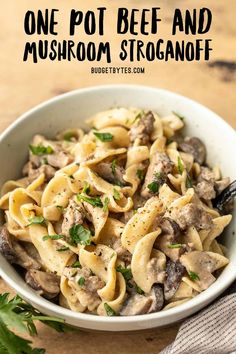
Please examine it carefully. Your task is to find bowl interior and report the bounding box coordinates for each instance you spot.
[0,85,235,331]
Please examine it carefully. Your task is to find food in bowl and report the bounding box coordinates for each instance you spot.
[0,107,232,316]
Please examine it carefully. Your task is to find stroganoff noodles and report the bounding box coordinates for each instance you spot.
[0,108,232,316]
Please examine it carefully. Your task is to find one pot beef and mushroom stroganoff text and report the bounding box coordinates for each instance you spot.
[0,108,232,316]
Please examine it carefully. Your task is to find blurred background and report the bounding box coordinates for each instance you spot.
[0,1,235,353]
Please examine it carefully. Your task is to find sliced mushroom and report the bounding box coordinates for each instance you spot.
[93,162,126,186]
[120,294,153,316]
[179,137,206,165]
[0,225,41,269]
[195,167,216,200]
[129,111,155,145]
[160,217,180,237]
[23,161,56,182]
[25,270,60,299]
[148,284,164,313]
[164,260,185,301]
[176,203,213,230]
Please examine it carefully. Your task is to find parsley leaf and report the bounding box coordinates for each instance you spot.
[27,216,46,227]
[82,182,90,194]
[167,243,182,249]
[135,285,144,295]
[78,277,85,286]
[103,197,109,212]
[172,111,185,121]
[29,145,54,156]
[188,271,200,281]
[177,156,184,175]
[69,224,92,246]
[147,181,159,193]
[104,303,116,316]
[63,132,75,141]
[136,169,144,181]
[111,159,117,175]
[93,131,113,142]
[71,260,82,268]
[42,234,64,241]
[113,188,121,201]
[116,265,132,282]
[186,173,193,188]
[77,194,103,208]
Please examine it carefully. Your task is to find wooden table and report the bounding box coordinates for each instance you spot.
[0,1,235,353]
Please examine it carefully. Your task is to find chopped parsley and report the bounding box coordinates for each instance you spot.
[172,111,185,121]
[63,131,75,141]
[116,265,132,282]
[104,303,116,316]
[77,194,103,208]
[82,182,91,195]
[188,271,200,281]
[71,260,82,268]
[177,156,184,175]
[57,246,70,252]
[113,188,121,201]
[135,285,144,295]
[29,144,54,156]
[69,224,92,246]
[103,197,109,212]
[41,157,48,165]
[93,131,113,142]
[167,243,182,249]
[132,110,144,124]
[111,159,117,175]
[27,216,46,227]
[43,234,64,241]
[166,138,174,145]
[147,181,159,193]
[186,174,193,188]
[78,277,85,286]
[136,169,144,181]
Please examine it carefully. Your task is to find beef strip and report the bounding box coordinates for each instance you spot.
[179,137,206,165]
[129,111,155,145]
[93,162,126,186]
[0,225,41,269]
[164,260,185,301]
[23,162,56,182]
[195,167,216,200]
[25,270,60,299]
[141,153,173,198]
[61,199,84,238]
[176,203,213,230]
[112,238,132,263]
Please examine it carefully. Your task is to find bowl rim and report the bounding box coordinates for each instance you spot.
[0,83,236,326]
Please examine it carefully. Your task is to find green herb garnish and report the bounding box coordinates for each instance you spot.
[57,247,70,252]
[147,181,159,193]
[116,265,132,282]
[113,188,121,201]
[0,293,71,354]
[104,303,116,316]
[69,224,92,246]
[42,234,64,241]
[135,285,144,295]
[82,182,91,194]
[167,243,182,249]
[103,197,109,212]
[177,156,184,175]
[77,194,103,208]
[172,111,185,121]
[136,169,144,181]
[132,110,144,124]
[29,145,54,156]
[27,216,46,227]
[63,132,75,141]
[188,271,200,281]
[78,277,85,286]
[71,260,82,268]
[111,159,117,175]
[186,174,193,188]
[93,131,113,142]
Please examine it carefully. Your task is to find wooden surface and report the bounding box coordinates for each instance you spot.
[0,1,236,353]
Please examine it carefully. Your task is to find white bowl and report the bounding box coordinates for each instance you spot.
[0,85,235,331]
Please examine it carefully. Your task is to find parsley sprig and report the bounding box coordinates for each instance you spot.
[0,293,72,354]
[29,145,54,156]
[69,224,92,246]
[93,131,113,142]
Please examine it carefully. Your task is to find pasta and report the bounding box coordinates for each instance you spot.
[0,108,233,316]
